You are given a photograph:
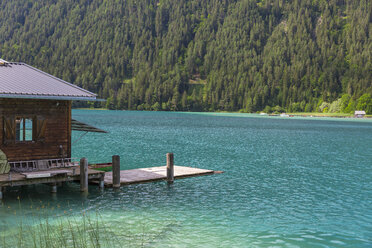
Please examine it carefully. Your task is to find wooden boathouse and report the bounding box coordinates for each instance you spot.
[0,59,106,198]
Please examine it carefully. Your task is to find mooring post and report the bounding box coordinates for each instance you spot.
[99,173,105,189]
[166,153,174,184]
[51,183,57,193]
[0,187,3,200]
[80,157,88,192]
[112,155,121,188]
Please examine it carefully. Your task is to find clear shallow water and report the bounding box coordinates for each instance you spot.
[1,110,372,247]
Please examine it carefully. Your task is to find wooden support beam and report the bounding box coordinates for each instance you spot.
[112,155,120,188]
[166,153,174,184]
[99,173,105,189]
[51,183,57,193]
[0,186,3,200]
[80,158,88,192]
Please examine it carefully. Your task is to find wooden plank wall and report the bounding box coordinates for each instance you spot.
[0,99,71,161]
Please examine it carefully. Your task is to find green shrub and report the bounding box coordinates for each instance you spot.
[151,102,161,111]
[340,94,351,113]
[263,105,272,113]
[356,93,372,114]
[344,99,356,113]
[318,102,329,112]
[329,99,342,113]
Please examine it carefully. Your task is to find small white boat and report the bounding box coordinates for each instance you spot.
[280,113,290,117]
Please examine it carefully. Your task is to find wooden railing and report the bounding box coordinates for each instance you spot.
[9,158,79,172]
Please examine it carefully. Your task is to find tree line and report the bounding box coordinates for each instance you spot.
[0,0,371,113]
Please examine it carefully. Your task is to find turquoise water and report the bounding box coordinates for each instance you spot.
[1,110,372,247]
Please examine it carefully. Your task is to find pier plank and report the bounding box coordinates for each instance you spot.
[104,166,215,186]
[0,165,219,194]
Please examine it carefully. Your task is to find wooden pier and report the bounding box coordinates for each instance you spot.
[101,153,219,187]
[103,165,215,187]
[0,154,221,199]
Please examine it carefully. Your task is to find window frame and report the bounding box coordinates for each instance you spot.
[15,116,35,143]
[3,115,46,145]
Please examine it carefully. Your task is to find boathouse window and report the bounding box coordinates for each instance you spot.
[16,118,33,141]
[3,116,46,144]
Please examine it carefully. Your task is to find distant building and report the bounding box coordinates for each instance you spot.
[354,111,366,118]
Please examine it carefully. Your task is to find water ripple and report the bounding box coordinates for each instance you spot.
[0,110,371,247]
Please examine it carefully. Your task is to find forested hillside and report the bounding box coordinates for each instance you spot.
[0,0,371,113]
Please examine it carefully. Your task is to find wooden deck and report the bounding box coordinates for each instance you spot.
[0,167,104,187]
[0,162,221,199]
[103,165,216,187]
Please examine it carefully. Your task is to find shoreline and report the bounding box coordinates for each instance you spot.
[275,113,372,118]
[286,113,372,118]
[75,108,371,118]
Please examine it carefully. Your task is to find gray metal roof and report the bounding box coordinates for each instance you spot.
[0,61,98,101]
[354,111,366,115]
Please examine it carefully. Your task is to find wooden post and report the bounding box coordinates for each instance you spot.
[112,155,121,188]
[80,158,88,192]
[166,153,174,184]
[51,183,57,193]
[99,173,105,189]
[0,187,2,200]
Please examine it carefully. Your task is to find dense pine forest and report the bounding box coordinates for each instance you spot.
[0,0,371,113]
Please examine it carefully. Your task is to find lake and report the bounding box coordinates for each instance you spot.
[1,110,372,247]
